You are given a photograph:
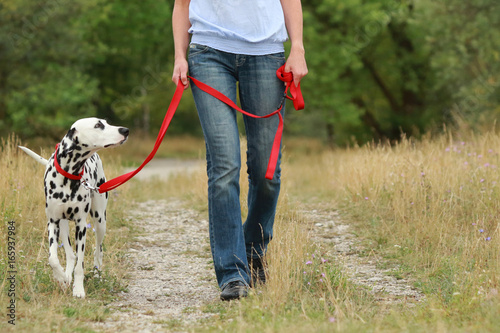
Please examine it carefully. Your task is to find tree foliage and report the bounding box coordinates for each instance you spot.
[0,0,198,139]
[301,0,500,144]
[1,0,499,144]
[1,0,101,137]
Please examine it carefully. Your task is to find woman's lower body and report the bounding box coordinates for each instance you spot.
[188,44,286,292]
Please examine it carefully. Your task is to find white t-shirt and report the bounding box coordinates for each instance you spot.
[188,0,288,55]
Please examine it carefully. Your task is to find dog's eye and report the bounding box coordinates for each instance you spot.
[94,122,105,130]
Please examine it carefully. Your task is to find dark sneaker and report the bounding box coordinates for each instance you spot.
[220,281,248,301]
[248,256,267,286]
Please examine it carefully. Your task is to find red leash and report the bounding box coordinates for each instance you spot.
[96,82,184,193]
[95,65,303,193]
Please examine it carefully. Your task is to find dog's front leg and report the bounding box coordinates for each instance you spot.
[60,219,76,285]
[47,219,69,288]
[73,218,88,298]
[91,194,107,270]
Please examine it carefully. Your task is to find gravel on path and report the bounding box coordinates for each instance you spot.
[93,199,218,333]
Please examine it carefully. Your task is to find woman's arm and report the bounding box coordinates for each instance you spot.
[280,0,308,86]
[172,0,191,88]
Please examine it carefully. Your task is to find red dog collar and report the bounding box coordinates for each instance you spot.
[53,143,84,181]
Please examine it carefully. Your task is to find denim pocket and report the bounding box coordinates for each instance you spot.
[188,43,210,57]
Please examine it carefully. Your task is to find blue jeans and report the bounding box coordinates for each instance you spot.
[188,44,286,289]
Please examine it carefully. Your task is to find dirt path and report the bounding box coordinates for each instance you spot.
[93,159,423,332]
[123,158,203,181]
[303,208,424,306]
[93,199,219,333]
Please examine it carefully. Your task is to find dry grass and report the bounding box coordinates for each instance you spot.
[1,131,500,332]
[277,132,500,331]
[323,133,499,301]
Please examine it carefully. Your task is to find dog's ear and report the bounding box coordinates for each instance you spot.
[66,128,77,141]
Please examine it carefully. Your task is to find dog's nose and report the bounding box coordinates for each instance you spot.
[119,127,129,137]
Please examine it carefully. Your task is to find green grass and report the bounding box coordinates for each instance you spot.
[1,132,499,332]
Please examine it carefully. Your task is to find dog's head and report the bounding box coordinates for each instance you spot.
[65,118,129,150]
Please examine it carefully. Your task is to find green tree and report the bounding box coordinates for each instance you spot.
[302,0,434,144]
[301,0,500,145]
[0,0,103,138]
[1,0,199,138]
[3,0,498,142]
[86,0,178,132]
[417,0,500,127]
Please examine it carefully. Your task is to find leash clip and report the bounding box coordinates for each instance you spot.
[81,180,99,192]
[278,93,287,109]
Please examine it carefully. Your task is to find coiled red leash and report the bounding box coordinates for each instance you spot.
[277,66,304,111]
[96,65,303,193]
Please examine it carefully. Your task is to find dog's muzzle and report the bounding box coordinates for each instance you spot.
[104,127,129,148]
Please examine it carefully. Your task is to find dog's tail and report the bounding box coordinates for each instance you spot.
[18,146,48,166]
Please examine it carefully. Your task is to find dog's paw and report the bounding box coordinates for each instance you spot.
[72,288,86,298]
[64,272,73,286]
[57,280,70,291]
[54,270,70,288]
[94,259,103,270]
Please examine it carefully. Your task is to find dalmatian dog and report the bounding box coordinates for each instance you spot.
[19,118,129,298]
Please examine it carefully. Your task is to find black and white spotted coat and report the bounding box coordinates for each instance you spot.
[21,118,128,298]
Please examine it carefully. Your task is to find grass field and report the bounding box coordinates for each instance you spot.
[1,131,499,332]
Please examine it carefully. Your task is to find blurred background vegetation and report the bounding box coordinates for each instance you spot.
[1,0,499,145]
